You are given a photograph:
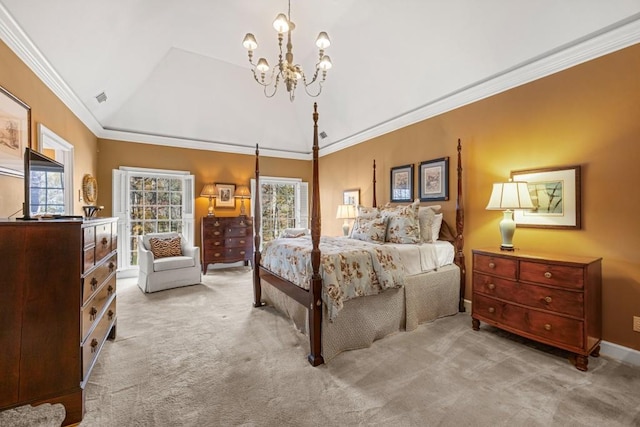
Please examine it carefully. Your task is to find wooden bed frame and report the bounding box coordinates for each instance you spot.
[252,103,466,366]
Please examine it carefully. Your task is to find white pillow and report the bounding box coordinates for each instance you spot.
[418,206,442,243]
[431,213,443,242]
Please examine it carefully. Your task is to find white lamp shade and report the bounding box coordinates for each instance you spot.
[336,204,356,219]
[235,185,251,198]
[315,32,331,49]
[486,181,534,210]
[242,33,258,50]
[273,13,290,33]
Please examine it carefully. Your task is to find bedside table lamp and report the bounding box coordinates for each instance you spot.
[336,204,356,236]
[235,185,251,216]
[200,183,217,217]
[485,181,534,251]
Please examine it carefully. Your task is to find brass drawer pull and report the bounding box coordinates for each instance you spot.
[214,253,221,257]
[90,277,98,291]
[240,251,246,255]
[214,231,221,236]
[214,241,221,246]
[89,306,98,321]
[240,240,245,244]
[488,307,495,313]
[544,271,552,279]
[488,283,495,290]
[488,262,496,269]
[240,221,245,226]
[90,338,98,353]
[544,296,552,304]
[544,324,552,331]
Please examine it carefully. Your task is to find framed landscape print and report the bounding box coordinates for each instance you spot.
[510,165,581,229]
[215,183,236,208]
[343,188,360,206]
[390,164,414,202]
[0,85,31,177]
[419,157,449,202]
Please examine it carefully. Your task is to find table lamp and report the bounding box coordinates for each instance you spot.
[200,183,217,217]
[485,180,534,251]
[235,185,251,216]
[336,204,356,236]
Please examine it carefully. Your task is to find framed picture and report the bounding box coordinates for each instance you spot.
[0,85,31,177]
[390,164,414,203]
[511,165,581,229]
[215,183,236,208]
[343,188,360,206]
[419,157,449,202]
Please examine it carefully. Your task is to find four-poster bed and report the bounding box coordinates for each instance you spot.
[252,103,465,366]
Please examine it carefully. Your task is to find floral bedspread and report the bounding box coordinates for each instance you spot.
[260,236,406,321]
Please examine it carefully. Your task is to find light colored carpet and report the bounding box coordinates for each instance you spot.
[3,267,640,426]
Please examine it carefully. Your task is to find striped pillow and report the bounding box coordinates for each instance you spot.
[149,236,183,258]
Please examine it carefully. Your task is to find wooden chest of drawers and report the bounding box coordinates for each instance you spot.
[471,248,602,371]
[0,218,117,426]
[201,216,253,273]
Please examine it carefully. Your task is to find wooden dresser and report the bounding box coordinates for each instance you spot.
[471,248,602,371]
[0,217,117,425]
[201,216,253,273]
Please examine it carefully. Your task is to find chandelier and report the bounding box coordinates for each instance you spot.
[242,0,332,101]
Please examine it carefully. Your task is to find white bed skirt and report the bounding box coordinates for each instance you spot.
[261,263,460,362]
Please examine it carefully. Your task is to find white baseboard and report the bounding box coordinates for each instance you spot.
[601,341,640,368]
[462,299,640,368]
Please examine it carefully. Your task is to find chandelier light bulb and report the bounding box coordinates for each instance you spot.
[242,33,258,50]
[273,13,290,33]
[319,55,332,71]
[256,58,270,72]
[315,32,331,49]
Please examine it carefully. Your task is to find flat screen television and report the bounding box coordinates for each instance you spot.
[21,147,65,220]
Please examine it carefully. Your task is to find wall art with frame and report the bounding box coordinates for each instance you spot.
[511,165,581,229]
[0,85,31,177]
[215,183,236,208]
[390,164,414,203]
[419,157,449,202]
[343,188,360,206]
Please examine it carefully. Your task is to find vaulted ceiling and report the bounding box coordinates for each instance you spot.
[1,1,639,159]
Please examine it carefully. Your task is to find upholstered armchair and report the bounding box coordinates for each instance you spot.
[137,232,201,293]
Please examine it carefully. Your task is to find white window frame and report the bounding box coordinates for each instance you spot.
[250,176,308,244]
[113,166,195,277]
[36,124,74,215]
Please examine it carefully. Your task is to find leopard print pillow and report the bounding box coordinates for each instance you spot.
[149,236,183,258]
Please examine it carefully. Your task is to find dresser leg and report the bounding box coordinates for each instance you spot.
[575,354,589,371]
[472,318,480,331]
[590,345,601,358]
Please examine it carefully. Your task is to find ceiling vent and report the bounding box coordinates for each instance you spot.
[319,131,328,139]
[95,91,108,103]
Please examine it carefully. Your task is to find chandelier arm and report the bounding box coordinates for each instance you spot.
[303,81,323,98]
[263,73,282,98]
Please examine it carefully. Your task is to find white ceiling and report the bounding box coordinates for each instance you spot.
[1,1,640,159]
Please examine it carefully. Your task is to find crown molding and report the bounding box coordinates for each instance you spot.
[319,13,640,157]
[2,4,638,160]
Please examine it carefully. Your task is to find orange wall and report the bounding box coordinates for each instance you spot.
[0,40,98,218]
[96,139,312,247]
[320,43,640,351]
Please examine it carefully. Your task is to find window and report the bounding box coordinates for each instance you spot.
[36,124,74,215]
[251,177,308,246]
[113,167,195,274]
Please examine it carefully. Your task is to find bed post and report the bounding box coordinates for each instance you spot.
[372,159,377,208]
[253,144,264,308]
[455,139,466,312]
[308,103,324,366]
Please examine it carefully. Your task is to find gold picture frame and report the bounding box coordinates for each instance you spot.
[215,183,236,208]
[0,85,31,177]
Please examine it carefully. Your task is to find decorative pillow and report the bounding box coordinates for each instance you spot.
[384,201,420,244]
[350,216,387,243]
[149,236,183,258]
[356,205,381,219]
[280,228,309,238]
[418,206,442,243]
[431,213,444,242]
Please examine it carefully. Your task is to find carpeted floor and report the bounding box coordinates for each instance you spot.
[3,267,640,426]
